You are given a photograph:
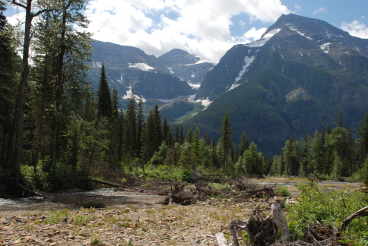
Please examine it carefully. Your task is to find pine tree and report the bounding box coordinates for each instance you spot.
[239,132,250,157]
[282,140,299,176]
[136,100,144,157]
[0,1,20,194]
[126,99,137,157]
[111,89,119,119]
[97,65,112,118]
[0,2,16,163]
[221,114,233,168]
[153,105,163,150]
[332,151,344,178]
[362,158,368,186]
[358,114,368,162]
[236,143,264,176]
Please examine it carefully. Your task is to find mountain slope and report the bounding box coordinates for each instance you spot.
[88,41,213,108]
[189,14,368,154]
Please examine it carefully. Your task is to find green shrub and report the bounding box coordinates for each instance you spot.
[275,186,291,197]
[21,159,93,192]
[208,183,231,192]
[287,183,368,244]
[45,209,70,224]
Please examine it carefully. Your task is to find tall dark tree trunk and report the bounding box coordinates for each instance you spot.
[5,0,34,195]
[51,3,68,168]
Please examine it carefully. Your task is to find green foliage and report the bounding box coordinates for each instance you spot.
[97,65,112,118]
[236,143,265,176]
[208,183,231,192]
[275,186,291,197]
[287,183,368,243]
[72,214,94,226]
[21,159,91,192]
[45,210,70,224]
[362,159,368,186]
[123,164,188,182]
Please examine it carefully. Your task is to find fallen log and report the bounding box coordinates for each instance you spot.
[225,200,289,246]
[215,232,228,246]
[89,178,125,189]
[246,187,275,199]
[340,205,368,232]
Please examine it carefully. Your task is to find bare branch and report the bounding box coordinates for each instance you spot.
[340,205,368,232]
[32,8,52,17]
[11,0,27,9]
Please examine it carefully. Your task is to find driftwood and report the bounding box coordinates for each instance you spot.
[165,182,219,205]
[215,233,228,246]
[339,205,368,232]
[89,178,125,189]
[246,187,275,199]
[165,183,198,205]
[218,200,289,246]
[217,203,368,246]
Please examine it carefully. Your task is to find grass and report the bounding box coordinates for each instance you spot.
[275,186,291,197]
[44,209,70,224]
[287,182,368,244]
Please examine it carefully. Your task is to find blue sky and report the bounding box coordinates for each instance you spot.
[5,0,368,62]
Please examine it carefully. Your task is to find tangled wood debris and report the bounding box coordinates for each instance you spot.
[216,201,368,246]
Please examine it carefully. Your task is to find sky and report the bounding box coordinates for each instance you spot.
[5,0,368,63]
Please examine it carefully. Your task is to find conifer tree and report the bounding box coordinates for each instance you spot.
[282,140,299,176]
[359,114,368,162]
[97,65,112,118]
[362,158,368,186]
[111,89,119,119]
[0,1,19,194]
[236,143,264,176]
[221,114,233,168]
[239,132,250,156]
[126,99,137,157]
[153,105,163,150]
[136,100,144,156]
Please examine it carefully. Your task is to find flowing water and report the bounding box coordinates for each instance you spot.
[0,188,166,211]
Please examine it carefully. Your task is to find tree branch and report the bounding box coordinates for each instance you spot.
[32,8,52,17]
[11,0,27,9]
[340,205,368,232]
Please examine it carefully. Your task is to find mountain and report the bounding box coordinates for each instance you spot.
[188,14,368,154]
[157,49,214,89]
[88,41,214,108]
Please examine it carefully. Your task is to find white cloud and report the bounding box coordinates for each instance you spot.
[312,7,327,16]
[85,0,289,62]
[6,11,25,26]
[6,0,290,63]
[243,27,268,41]
[341,20,368,39]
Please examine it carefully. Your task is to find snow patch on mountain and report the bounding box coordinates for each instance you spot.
[227,56,255,92]
[122,86,146,102]
[245,28,281,48]
[320,42,331,54]
[263,28,282,40]
[286,24,313,40]
[235,56,255,82]
[92,61,103,68]
[188,95,213,110]
[187,82,201,90]
[228,83,241,91]
[168,67,175,74]
[129,63,155,71]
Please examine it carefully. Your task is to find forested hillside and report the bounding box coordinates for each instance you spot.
[1,1,368,245]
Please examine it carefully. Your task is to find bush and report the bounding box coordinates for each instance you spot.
[287,183,368,244]
[275,186,291,197]
[21,160,92,192]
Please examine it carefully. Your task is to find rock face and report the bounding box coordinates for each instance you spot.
[158,49,214,89]
[88,41,213,108]
[188,14,368,154]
